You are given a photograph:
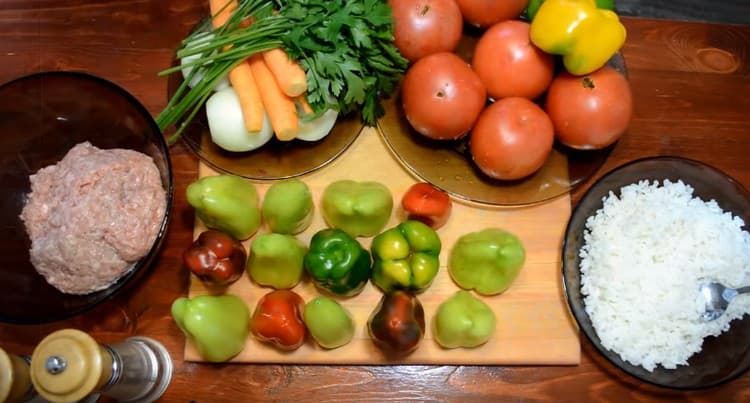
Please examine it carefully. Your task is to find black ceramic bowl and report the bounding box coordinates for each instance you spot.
[0,71,173,324]
[562,156,750,389]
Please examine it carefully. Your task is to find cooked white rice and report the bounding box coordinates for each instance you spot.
[580,179,750,371]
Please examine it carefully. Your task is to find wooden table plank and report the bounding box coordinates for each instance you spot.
[616,0,750,26]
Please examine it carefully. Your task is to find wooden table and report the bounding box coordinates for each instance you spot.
[1,1,749,401]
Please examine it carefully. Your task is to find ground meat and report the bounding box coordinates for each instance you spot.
[20,142,167,295]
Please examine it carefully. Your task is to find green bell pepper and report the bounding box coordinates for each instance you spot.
[371,220,441,293]
[262,179,314,234]
[171,294,250,362]
[247,233,307,289]
[321,180,393,237]
[303,296,356,349]
[449,228,525,295]
[304,228,372,297]
[432,290,496,349]
[187,174,261,240]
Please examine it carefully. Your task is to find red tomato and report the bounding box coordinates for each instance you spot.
[471,20,554,100]
[470,97,554,180]
[401,182,452,229]
[401,52,487,140]
[454,0,528,28]
[250,290,307,351]
[545,66,633,150]
[389,0,463,62]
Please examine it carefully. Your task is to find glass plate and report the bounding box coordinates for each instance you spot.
[378,32,623,207]
[167,49,364,181]
[180,108,364,180]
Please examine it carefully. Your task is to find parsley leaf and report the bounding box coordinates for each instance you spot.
[277,0,408,125]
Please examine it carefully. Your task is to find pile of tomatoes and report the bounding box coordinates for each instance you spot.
[390,0,633,181]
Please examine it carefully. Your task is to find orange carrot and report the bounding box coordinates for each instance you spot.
[296,94,314,116]
[207,1,264,132]
[249,55,299,141]
[209,0,238,29]
[228,61,265,133]
[262,48,308,98]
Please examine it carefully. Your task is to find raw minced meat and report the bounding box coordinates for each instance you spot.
[20,142,166,295]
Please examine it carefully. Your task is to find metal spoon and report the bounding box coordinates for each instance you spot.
[699,282,750,321]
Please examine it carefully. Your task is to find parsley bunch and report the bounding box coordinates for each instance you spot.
[157,0,407,143]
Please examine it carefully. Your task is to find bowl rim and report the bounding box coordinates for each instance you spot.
[561,155,750,390]
[0,70,174,324]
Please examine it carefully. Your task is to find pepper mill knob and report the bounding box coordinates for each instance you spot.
[0,347,33,403]
[29,329,112,403]
[28,329,172,403]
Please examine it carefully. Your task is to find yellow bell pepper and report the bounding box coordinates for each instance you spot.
[529,0,626,75]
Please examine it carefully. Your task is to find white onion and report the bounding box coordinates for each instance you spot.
[205,87,273,152]
[296,109,339,142]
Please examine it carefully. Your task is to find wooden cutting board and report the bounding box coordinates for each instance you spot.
[186,127,580,365]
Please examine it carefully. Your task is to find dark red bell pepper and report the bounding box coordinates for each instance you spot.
[183,229,246,285]
[401,182,452,229]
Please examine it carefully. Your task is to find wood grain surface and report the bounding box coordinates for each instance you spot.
[1,1,750,401]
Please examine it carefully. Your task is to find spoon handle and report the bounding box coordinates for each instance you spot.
[737,285,750,295]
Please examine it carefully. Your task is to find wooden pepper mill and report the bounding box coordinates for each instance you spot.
[28,329,172,403]
[0,347,34,403]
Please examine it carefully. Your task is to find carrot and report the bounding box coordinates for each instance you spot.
[249,55,299,141]
[228,61,265,133]
[262,48,308,98]
[207,1,265,132]
[209,0,238,29]
[296,94,314,116]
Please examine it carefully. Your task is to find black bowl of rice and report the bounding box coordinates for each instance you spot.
[563,156,750,389]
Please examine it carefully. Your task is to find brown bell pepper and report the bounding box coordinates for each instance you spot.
[367,290,425,357]
[183,229,246,285]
